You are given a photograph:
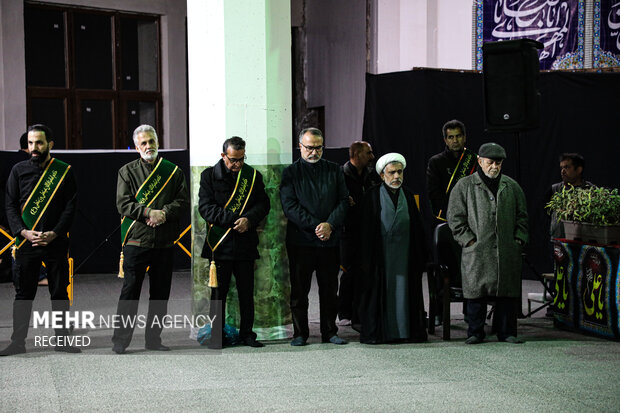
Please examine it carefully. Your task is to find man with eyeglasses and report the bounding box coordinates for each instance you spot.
[447,143,528,345]
[280,127,349,346]
[198,136,270,349]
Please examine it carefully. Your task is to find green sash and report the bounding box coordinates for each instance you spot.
[206,164,257,254]
[120,157,179,245]
[437,148,477,221]
[15,158,71,248]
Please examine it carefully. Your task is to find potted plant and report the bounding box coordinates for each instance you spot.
[546,186,620,245]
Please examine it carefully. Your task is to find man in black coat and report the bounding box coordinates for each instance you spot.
[426,119,476,224]
[280,127,349,346]
[338,141,380,327]
[199,136,270,348]
[359,153,428,344]
[1,125,79,356]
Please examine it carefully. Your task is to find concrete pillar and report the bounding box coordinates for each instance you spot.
[187,0,292,340]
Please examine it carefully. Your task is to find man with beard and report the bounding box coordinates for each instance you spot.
[1,124,79,356]
[546,153,595,238]
[112,125,189,354]
[447,143,529,344]
[199,136,270,349]
[280,127,349,346]
[338,141,379,327]
[358,153,428,344]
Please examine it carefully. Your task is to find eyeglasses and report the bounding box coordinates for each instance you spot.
[300,143,324,152]
[225,155,246,164]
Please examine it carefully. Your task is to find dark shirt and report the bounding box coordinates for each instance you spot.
[198,159,270,260]
[5,158,77,238]
[280,157,348,247]
[477,169,501,197]
[426,147,464,219]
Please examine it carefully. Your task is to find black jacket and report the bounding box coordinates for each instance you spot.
[280,158,348,247]
[199,160,270,260]
[342,161,380,239]
[5,158,77,239]
[425,147,464,219]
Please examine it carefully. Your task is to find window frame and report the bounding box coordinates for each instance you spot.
[25,2,163,149]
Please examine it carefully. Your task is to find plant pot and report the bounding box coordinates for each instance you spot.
[562,221,620,245]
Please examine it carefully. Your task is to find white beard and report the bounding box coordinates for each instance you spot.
[141,149,158,162]
[385,180,402,189]
[483,169,500,179]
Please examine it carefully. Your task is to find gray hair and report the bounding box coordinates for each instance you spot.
[298,127,323,144]
[133,125,158,146]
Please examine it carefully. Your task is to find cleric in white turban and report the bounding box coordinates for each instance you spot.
[375,152,407,175]
[359,150,428,345]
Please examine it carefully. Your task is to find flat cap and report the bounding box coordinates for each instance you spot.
[478,142,506,160]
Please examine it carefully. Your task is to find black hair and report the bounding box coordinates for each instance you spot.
[223,136,246,153]
[442,119,466,139]
[27,124,54,142]
[560,153,585,170]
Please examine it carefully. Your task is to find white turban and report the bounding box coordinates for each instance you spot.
[375,152,407,175]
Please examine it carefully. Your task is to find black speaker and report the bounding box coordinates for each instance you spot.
[482,39,543,132]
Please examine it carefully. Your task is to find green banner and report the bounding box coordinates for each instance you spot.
[16,158,71,248]
[120,157,179,245]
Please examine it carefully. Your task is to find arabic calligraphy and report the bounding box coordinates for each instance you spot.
[608,1,620,51]
[230,178,249,212]
[137,174,162,204]
[492,0,571,59]
[29,170,58,215]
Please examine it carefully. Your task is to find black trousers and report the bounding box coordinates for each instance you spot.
[287,244,339,341]
[466,297,518,340]
[209,260,257,341]
[338,235,361,323]
[11,238,70,345]
[112,246,173,348]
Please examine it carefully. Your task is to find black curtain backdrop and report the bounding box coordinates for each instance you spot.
[363,69,620,276]
[1,150,190,274]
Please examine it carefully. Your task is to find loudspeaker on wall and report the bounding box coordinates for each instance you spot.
[482,39,543,132]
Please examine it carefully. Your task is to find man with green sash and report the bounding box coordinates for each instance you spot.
[1,124,79,356]
[112,125,189,354]
[198,136,270,349]
[426,119,477,224]
[425,119,477,325]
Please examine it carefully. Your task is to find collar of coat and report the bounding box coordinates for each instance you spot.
[471,171,508,192]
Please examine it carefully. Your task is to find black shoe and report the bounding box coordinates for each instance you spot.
[112,343,126,354]
[501,336,524,344]
[0,342,26,356]
[243,337,265,348]
[290,336,307,346]
[55,345,81,354]
[465,336,483,345]
[145,343,171,351]
[324,335,348,345]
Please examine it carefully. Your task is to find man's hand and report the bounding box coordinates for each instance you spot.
[315,222,332,241]
[348,196,355,207]
[233,217,250,233]
[22,230,57,247]
[146,209,166,227]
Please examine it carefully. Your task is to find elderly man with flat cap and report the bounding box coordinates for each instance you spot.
[447,143,529,344]
[358,153,428,344]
